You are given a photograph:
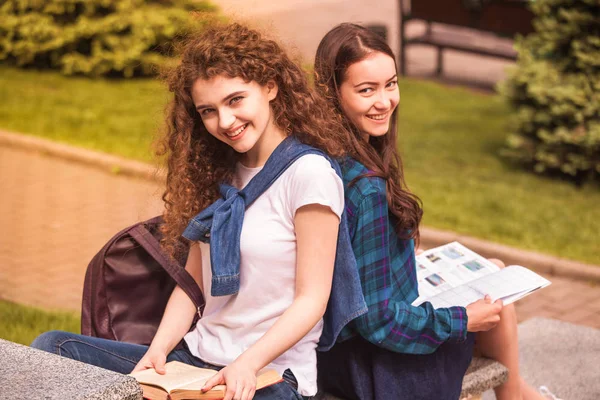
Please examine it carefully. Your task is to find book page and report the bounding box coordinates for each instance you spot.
[413,242,500,305]
[174,369,282,392]
[176,380,225,391]
[415,265,551,309]
[131,361,217,393]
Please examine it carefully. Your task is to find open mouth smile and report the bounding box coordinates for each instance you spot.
[224,123,248,139]
[366,112,389,122]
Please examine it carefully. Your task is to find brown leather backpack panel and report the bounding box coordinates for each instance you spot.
[81,216,203,345]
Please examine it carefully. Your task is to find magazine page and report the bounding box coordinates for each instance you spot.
[414,265,551,309]
[412,242,500,306]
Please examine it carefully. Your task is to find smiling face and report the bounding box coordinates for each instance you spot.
[192,75,284,167]
[338,51,399,140]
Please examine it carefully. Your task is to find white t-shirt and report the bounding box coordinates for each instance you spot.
[184,154,344,396]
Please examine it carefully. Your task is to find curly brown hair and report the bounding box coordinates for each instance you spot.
[157,22,350,260]
[314,23,423,243]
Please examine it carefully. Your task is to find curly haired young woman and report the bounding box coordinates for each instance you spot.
[31,22,367,400]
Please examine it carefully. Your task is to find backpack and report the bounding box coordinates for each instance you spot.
[81,216,204,345]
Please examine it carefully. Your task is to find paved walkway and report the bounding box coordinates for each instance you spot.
[0,145,163,311]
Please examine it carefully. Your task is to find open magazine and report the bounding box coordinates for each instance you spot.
[412,242,551,309]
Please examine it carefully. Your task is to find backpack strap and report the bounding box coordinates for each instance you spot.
[130,224,204,313]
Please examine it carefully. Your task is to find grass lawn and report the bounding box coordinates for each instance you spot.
[398,79,600,264]
[0,300,80,345]
[1,66,598,264]
[0,66,169,161]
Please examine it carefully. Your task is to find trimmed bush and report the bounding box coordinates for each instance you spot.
[0,0,217,77]
[500,0,600,184]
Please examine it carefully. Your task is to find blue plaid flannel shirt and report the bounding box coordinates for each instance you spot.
[338,158,468,354]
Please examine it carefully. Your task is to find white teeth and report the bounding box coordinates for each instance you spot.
[367,113,387,121]
[227,124,247,137]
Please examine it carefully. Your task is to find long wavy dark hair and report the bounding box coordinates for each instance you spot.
[314,23,423,242]
[157,22,349,260]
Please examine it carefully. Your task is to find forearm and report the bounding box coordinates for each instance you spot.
[149,244,203,354]
[148,285,197,354]
[355,301,467,354]
[349,191,467,354]
[235,294,327,372]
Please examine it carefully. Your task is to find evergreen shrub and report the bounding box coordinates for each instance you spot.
[0,0,217,77]
[500,0,600,184]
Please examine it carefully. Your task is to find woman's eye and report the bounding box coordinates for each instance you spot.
[358,87,373,94]
[230,96,244,105]
[386,80,398,88]
[200,108,214,116]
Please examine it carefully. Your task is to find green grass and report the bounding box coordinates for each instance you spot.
[399,79,600,264]
[0,66,169,161]
[0,66,598,264]
[0,300,80,345]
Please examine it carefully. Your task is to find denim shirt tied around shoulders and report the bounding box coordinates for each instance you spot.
[181,135,367,351]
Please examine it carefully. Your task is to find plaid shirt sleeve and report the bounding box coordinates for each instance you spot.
[350,189,468,354]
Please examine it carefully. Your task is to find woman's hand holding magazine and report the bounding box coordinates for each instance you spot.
[465,295,503,332]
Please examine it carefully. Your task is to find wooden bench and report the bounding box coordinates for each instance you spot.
[315,356,508,400]
[399,0,535,76]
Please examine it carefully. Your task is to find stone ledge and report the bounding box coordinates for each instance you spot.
[0,129,164,183]
[461,356,508,398]
[508,317,600,400]
[0,339,142,400]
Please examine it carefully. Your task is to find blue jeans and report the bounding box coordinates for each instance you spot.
[31,331,306,400]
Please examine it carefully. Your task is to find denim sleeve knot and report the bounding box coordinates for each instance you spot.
[182,183,244,296]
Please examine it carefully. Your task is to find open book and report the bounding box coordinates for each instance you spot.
[130,361,283,400]
[412,242,551,309]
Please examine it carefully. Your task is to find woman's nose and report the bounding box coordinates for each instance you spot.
[374,93,392,110]
[218,109,236,130]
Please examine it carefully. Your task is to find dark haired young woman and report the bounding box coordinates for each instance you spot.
[31,22,368,400]
[314,23,545,400]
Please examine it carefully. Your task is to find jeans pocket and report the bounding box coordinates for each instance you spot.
[281,370,313,400]
[282,368,299,390]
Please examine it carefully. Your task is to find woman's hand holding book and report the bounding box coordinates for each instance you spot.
[202,360,258,400]
[132,347,168,375]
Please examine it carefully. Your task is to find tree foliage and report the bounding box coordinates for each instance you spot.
[500,0,600,184]
[0,0,217,77]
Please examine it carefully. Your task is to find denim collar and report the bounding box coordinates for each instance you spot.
[182,135,367,350]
